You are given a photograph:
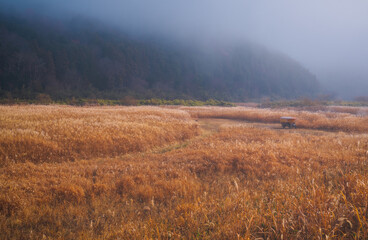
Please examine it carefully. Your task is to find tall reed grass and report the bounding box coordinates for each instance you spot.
[1,105,367,239]
[0,105,199,165]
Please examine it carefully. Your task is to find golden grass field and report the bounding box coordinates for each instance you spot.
[1,105,368,239]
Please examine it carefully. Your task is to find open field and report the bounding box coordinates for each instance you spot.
[1,105,368,239]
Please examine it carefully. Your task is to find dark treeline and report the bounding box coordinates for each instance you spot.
[0,12,319,101]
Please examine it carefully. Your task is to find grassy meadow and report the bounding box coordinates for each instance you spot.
[1,105,368,239]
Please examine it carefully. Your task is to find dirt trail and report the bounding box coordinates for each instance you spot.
[197,118,281,133]
[153,118,292,154]
[153,116,362,156]
[195,118,337,136]
[124,117,361,158]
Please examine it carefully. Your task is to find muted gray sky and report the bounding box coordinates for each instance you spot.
[2,0,368,99]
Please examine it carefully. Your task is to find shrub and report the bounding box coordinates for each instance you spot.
[35,93,53,104]
[116,176,135,195]
[52,183,85,204]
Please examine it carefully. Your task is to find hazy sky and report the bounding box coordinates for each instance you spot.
[2,0,368,99]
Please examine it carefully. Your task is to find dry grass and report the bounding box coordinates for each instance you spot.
[183,106,368,132]
[0,105,199,165]
[285,105,368,116]
[326,106,368,116]
[1,105,368,239]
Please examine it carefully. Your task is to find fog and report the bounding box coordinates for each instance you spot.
[2,0,368,99]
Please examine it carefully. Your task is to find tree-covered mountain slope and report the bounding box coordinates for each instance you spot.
[0,13,319,101]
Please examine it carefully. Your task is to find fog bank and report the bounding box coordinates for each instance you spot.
[2,0,368,99]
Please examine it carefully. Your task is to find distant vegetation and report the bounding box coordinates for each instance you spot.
[260,98,368,108]
[0,95,234,106]
[140,98,234,107]
[0,12,319,101]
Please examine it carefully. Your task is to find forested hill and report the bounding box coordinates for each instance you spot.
[0,13,319,101]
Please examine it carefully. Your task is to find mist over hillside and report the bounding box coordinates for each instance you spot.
[0,12,319,101]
